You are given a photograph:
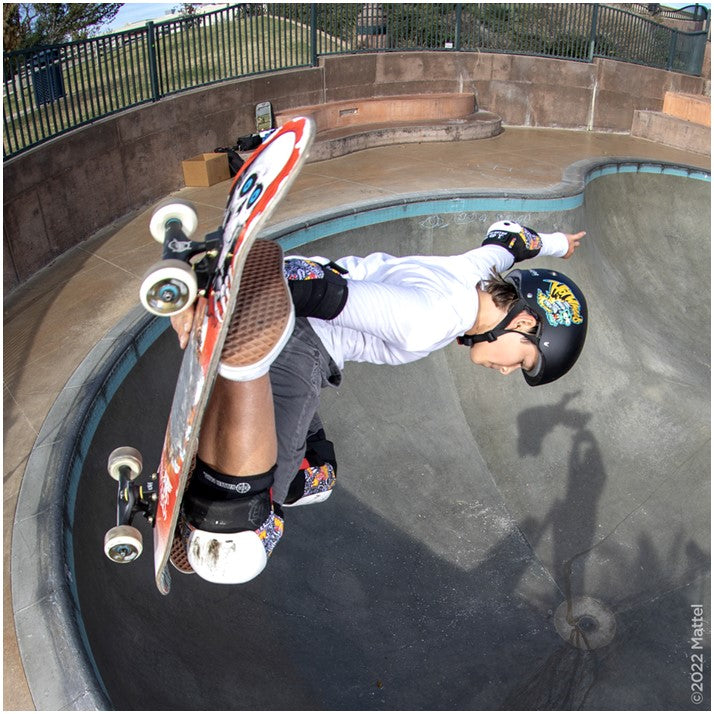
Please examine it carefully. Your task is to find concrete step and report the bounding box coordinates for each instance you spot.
[631,110,710,155]
[274,93,505,161]
[275,93,478,133]
[306,111,502,162]
[662,91,711,127]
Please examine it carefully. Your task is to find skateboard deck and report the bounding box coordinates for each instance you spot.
[103,117,314,595]
[153,116,314,594]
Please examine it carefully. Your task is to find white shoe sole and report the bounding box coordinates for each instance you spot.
[282,489,333,508]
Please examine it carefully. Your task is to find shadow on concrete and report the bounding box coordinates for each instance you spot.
[73,332,708,710]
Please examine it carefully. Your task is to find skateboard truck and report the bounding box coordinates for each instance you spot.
[139,200,223,317]
[176,228,223,296]
[104,447,156,564]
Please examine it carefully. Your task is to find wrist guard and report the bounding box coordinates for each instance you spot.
[481,220,542,263]
[183,460,276,532]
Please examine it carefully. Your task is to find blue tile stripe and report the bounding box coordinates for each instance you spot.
[272,160,709,251]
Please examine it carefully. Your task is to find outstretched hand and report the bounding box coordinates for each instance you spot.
[563,231,585,259]
[170,304,196,350]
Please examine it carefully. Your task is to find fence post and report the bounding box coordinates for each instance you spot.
[588,4,599,61]
[146,21,160,101]
[455,4,462,51]
[694,31,707,75]
[310,4,318,67]
[666,29,677,71]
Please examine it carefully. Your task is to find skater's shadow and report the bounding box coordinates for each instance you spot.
[515,392,605,601]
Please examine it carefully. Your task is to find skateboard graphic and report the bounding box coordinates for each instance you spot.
[103,117,315,594]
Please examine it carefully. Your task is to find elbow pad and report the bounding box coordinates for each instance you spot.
[481,220,542,263]
[284,257,349,320]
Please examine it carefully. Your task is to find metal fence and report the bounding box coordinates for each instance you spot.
[3,2,709,158]
[628,3,710,22]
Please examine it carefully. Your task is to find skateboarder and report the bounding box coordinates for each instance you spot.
[171,221,587,584]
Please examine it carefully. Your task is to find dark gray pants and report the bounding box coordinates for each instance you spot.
[268,318,341,504]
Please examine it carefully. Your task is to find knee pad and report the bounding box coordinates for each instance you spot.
[285,429,338,505]
[183,459,275,532]
[481,220,542,263]
[284,257,349,319]
[183,461,284,584]
[304,428,337,473]
[186,509,284,585]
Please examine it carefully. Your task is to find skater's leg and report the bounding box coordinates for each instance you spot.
[198,374,276,477]
[269,318,342,504]
[176,240,293,584]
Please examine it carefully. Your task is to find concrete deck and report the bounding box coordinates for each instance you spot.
[4,128,710,709]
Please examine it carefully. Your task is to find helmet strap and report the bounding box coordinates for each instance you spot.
[457,300,532,347]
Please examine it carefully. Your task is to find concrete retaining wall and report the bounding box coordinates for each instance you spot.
[274,93,477,130]
[3,51,705,293]
[631,110,711,154]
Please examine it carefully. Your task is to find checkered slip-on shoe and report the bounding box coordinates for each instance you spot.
[219,240,295,382]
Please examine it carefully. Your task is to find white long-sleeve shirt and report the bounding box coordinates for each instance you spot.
[308,232,569,368]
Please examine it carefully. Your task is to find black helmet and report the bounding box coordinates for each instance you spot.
[457,269,587,386]
[506,269,587,385]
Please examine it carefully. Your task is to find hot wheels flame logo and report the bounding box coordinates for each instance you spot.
[159,469,173,520]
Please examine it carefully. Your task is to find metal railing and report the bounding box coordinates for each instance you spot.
[4,3,709,159]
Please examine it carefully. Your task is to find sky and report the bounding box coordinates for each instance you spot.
[105,3,179,32]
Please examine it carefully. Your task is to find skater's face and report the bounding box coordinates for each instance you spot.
[469,310,540,376]
[469,332,539,376]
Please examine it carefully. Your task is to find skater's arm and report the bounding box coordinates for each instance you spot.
[562,231,585,259]
[480,222,585,265]
[329,279,467,352]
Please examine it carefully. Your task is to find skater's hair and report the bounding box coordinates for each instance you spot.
[479,269,538,334]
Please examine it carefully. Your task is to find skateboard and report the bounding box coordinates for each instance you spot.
[255,101,273,133]
[103,116,315,594]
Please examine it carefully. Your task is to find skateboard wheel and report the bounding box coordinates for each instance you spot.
[158,568,172,596]
[107,446,143,481]
[140,259,198,316]
[104,525,143,563]
[149,199,199,244]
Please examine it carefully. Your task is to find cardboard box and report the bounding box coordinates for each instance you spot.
[182,152,230,187]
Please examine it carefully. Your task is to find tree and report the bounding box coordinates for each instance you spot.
[170,3,205,28]
[171,3,203,18]
[3,3,123,52]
